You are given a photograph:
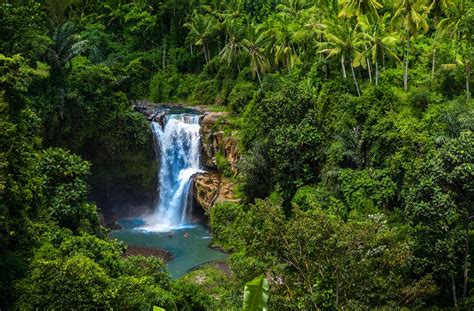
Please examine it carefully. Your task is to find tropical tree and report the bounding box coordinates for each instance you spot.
[427,0,454,21]
[318,17,365,95]
[438,3,473,99]
[46,21,89,76]
[427,0,454,78]
[392,0,429,92]
[356,14,401,85]
[219,18,244,72]
[184,11,218,63]
[219,0,246,25]
[276,0,314,19]
[45,21,88,118]
[260,16,301,72]
[338,0,383,18]
[241,27,270,85]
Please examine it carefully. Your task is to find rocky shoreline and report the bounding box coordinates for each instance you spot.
[124,244,173,262]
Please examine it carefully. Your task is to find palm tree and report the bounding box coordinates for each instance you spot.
[184,11,218,64]
[241,27,270,85]
[46,21,89,77]
[218,0,246,42]
[438,1,472,100]
[45,21,89,118]
[219,19,244,72]
[392,0,429,92]
[318,17,366,96]
[427,0,453,21]
[276,0,313,19]
[427,0,454,78]
[260,16,301,72]
[338,0,383,18]
[356,14,401,85]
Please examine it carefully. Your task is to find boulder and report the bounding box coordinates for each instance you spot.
[193,172,220,211]
[153,111,167,128]
[193,172,239,211]
[132,100,155,118]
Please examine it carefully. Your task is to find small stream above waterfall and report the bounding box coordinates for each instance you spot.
[110,106,226,278]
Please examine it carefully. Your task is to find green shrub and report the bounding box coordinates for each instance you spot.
[125,57,151,99]
[192,79,220,105]
[175,74,199,99]
[210,202,245,251]
[15,255,113,310]
[149,69,181,102]
[216,152,233,177]
[172,280,214,311]
[228,81,256,114]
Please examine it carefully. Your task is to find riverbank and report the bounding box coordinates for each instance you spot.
[124,244,173,262]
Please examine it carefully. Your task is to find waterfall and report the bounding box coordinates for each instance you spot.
[143,113,202,231]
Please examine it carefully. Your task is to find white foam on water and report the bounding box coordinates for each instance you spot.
[143,113,202,233]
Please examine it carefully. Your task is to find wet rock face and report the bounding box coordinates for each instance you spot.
[200,112,239,173]
[193,172,240,212]
[194,111,241,211]
[133,101,155,118]
[193,172,220,211]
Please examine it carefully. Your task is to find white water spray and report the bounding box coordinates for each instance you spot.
[143,113,202,232]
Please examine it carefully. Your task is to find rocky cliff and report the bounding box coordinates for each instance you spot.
[194,111,240,211]
[193,172,239,211]
[200,112,239,174]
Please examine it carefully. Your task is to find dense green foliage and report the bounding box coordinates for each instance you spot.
[1,0,473,309]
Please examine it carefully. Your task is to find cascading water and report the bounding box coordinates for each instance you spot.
[143,113,202,231]
[110,108,227,277]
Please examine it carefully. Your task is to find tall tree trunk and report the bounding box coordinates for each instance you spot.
[203,45,208,63]
[466,66,471,100]
[341,55,347,80]
[404,34,410,92]
[350,59,361,96]
[463,220,470,298]
[206,45,211,63]
[382,50,386,71]
[453,33,459,64]
[256,69,262,87]
[162,41,166,70]
[375,58,379,86]
[452,276,458,308]
[287,54,290,72]
[432,48,436,79]
[367,57,372,83]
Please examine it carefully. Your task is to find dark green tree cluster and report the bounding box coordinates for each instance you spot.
[217,81,473,308]
[0,55,213,310]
